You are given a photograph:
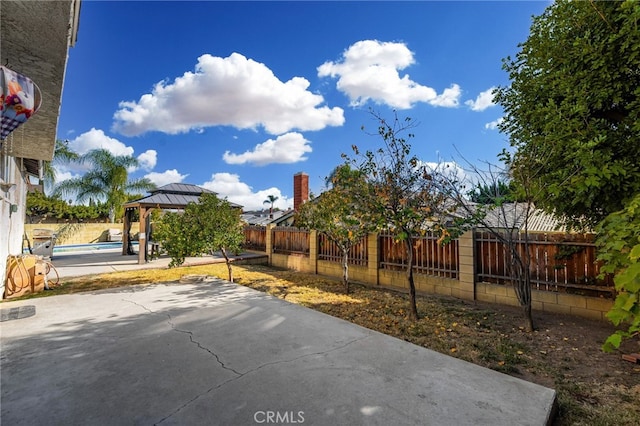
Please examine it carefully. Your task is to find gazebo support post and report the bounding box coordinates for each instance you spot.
[138,206,147,264]
[122,209,130,255]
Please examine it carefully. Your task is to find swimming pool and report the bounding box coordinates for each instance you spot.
[55,242,126,253]
[25,242,139,254]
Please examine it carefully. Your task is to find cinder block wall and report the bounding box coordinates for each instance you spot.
[24,223,140,245]
[476,282,613,321]
[317,261,369,284]
[258,227,614,322]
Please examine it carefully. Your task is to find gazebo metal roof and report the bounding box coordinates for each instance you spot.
[124,183,242,210]
[122,183,242,263]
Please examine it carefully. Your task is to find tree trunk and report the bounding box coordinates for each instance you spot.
[342,249,350,294]
[220,247,233,283]
[507,242,534,331]
[405,236,419,320]
[523,303,534,333]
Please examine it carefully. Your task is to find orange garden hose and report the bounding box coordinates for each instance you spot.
[4,255,61,297]
[5,255,30,296]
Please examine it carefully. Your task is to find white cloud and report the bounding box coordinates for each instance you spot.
[137,150,157,171]
[60,128,137,174]
[465,87,497,111]
[485,117,504,130]
[66,129,159,173]
[223,132,312,166]
[52,168,80,183]
[68,128,134,157]
[431,84,462,108]
[201,172,292,211]
[112,53,345,136]
[144,169,188,187]
[423,161,468,184]
[318,40,461,109]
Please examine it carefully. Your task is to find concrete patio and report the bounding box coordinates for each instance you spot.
[1,276,556,425]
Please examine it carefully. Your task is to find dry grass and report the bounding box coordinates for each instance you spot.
[6,263,640,425]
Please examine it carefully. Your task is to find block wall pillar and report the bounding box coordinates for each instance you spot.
[265,224,274,265]
[367,232,379,285]
[457,230,476,301]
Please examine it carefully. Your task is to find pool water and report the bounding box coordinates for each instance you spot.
[24,242,139,254]
[54,242,124,253]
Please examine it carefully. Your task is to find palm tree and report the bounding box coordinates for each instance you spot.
[42,139,79,192]
[54,149,156,223]
[263,194,279,218]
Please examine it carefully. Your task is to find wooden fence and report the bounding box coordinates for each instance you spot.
[475,231,614,297]
[243,225,266,251]
[245,225,615,320]
[242,226,614,298]
[318,233,368,266]
[379,232,459,279]
[272,227,310,255]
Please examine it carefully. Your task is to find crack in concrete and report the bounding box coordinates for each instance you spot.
[154,334,372,424]
[122,298,371,425]
[122,299,241,375]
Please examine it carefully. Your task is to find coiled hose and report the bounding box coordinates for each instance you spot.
[4,255,61,297]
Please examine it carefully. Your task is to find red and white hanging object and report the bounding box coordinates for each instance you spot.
[1,65,42,140]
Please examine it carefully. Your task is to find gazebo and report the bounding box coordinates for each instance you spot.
[122,183,242,264]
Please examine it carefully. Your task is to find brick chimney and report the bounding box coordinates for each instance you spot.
[293,172,309,211]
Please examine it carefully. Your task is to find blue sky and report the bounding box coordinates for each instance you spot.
[56,1,550,211]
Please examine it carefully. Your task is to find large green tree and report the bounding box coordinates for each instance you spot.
[154,193,244,281]
[296,164,375,294]
[596,193,640,351]
[26,191,109,222]
[54,149,155,223]
[495,0,640,230]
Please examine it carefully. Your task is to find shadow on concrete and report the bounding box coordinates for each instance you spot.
[1,280,556,425]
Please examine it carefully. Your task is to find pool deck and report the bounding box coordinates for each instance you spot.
[50,248,268,278]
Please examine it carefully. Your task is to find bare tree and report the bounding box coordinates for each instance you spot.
[344,111,451,320]
[435,157,537,331]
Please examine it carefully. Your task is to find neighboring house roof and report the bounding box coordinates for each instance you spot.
[241,209,289,226]
[526,208,568,233]
[270,209,296,226]
[468,202,568,233]
[124,183,242,210]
